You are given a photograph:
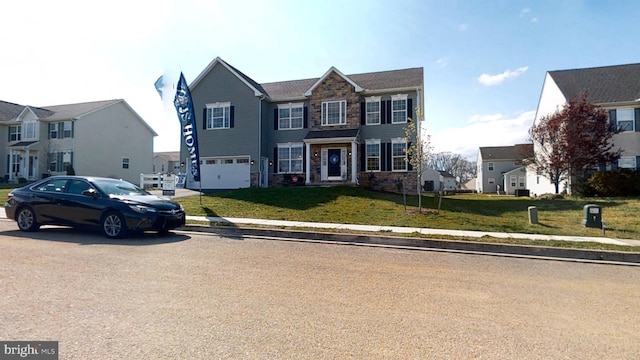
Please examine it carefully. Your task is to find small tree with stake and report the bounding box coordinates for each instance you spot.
[529,92,620,194]
[404,107,432,213]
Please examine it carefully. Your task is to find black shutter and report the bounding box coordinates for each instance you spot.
[229,106,235,128]
[274,108,278,130]
[47,123,51,139]
[407,99,413,120]
[360,102,366,125]
[303,107,308,128]
[387,143,393,171]
[380,143,386,171]
[635,108,640,132]
[6,154,9,173]
[302,147,306,172]
[636,156,640,169]
[360,144,366,171]
[58,123,63,137]
[57,153,63,172]
[273,147,278,174]
[203,108,207,130]
[609,109,616,130]
[380,100,387,124]
[71,121,75,138]
[386,100,392,124]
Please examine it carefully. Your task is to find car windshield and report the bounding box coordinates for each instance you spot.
[92,179,149,196]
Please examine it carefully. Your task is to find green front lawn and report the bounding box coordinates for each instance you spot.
[177,186,640,240]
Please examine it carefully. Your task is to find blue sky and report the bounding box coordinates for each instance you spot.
[2,0,639,160]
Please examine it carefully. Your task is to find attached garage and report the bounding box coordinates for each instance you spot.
[199,157,251,189]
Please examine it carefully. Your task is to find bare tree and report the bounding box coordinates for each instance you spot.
[428,152,477,184]
[404,107,432,212]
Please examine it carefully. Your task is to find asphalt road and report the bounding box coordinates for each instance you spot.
[1,220,639,359]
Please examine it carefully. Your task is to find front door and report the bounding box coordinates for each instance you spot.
[327,149,341,177]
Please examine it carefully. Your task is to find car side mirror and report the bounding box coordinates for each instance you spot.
[82,189,99,198]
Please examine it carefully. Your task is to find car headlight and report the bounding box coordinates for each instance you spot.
[129,205,157,214]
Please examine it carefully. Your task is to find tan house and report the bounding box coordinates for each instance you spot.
[0,99,157,184]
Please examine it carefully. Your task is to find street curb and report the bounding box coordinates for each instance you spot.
[181,225,640,266]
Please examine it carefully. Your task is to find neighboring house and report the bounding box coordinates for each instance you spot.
[461,177,476,192]
[422,168,457,191]
[0,99,156,184]
[529,63,640,195]
[183,57,424,192]
[476,144,532,194]
[153,151,181,174]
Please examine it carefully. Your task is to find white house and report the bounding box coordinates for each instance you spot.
[528,63,640,195]
[0,99,157,184]
[421,168,457,192]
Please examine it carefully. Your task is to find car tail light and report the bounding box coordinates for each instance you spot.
[7,193,13,201]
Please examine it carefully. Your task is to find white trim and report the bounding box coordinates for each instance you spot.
[304,67,363,96]
[205,102,232,129]
[276,142,304,174]
[190,57,264,96]
[365,96,381,125]
[277,102,304,130]
[364,139,381,172]
[391,137,408,172]
[391,94,408,124]
[321,100,347,126]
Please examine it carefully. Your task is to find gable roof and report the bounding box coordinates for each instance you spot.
[0,100,53,122]
[41,99,124,121]
[479,144,533,161]
[303,67,364,96]
[190,57,423,101]
[189,57,266,96]
[154,151,180,161]
[548,63,640,104]
[0,99,157,136]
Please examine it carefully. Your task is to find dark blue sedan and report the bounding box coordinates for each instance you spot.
[5,176,186,238]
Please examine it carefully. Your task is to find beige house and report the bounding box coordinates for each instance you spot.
[0,99,157,184]
[153,151,181,174]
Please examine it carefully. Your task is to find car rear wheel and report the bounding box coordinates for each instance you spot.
[16,206,40,232]
[101,211,127,239]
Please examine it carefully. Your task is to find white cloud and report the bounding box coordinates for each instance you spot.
[459,23,468,32]
[520,8,531,17]
[435,58,448,67]
[531,17,539,23]
[428,111,535,161]
[477,66,529,86]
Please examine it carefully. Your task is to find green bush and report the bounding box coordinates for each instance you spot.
[588,169,640,196]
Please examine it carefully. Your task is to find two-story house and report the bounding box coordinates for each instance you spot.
[528,63,640,195]
[0,99,156,184]
[182,57,424,193]
[476,144,532,194]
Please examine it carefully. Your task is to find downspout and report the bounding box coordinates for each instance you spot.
[258,95,265,187]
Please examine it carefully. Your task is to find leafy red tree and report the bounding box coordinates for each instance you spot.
[529,92,620,194]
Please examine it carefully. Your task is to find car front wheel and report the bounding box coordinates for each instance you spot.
[16,206,40,232]
[101,211,127,239]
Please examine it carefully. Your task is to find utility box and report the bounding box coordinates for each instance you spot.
[582,204,603,228]
[528,206,538,224]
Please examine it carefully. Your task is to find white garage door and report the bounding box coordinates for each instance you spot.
[200,157,251,189]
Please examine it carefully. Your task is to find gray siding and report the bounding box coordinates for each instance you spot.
[189,64,260,163]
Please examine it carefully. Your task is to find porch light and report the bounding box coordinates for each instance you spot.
[314,151,318,157]
[250,160,255,165]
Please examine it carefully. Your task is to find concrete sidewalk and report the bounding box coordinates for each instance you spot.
[186,215,640,247]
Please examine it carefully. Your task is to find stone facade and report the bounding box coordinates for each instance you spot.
[308,72,361,130]
[359,171,419,195]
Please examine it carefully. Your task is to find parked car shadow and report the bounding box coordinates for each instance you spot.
[0,226,191,246]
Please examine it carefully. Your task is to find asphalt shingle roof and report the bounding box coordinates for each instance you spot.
[479,144,533,161]
[0,100,53,122]
[254,67,423,100]
[549,63,640,104]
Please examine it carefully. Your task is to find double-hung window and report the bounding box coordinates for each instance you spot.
[391,94,408,124]
[122,158,130,169]
[391,138,408,171]
[615,108,634,132]
[278,103,304,130]
[9,126,21,142]
[321,100,346,126]
[63,121,73,138]
[206,102,231,129]
[277,143,303,174]
[365,139,381,171]
[366,97,381,125]
[23,121,37,139]
[618,156,637,169]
